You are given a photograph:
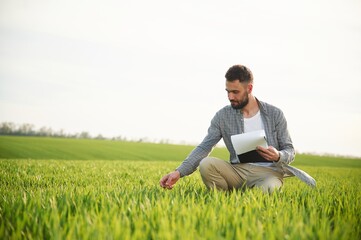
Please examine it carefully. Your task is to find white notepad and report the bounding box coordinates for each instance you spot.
[231,130,268,154]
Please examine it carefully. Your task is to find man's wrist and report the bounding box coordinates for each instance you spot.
[276,151,281,162]
[175,169,183,178]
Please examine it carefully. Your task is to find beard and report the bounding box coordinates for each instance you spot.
[230,94,249,109]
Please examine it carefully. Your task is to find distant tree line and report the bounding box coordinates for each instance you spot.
[0,122,172,143]
[0,122,125,140]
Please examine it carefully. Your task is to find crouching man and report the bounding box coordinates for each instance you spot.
[160,64,315,193]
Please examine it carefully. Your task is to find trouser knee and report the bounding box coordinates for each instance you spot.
[199,157,225,189]
[199,157,216,177]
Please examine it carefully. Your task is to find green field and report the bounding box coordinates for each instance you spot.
[1,136,360,239]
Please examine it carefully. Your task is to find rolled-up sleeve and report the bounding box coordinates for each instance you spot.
[274,109,295,165]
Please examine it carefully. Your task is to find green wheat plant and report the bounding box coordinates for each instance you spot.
[0,136,360,239]
[1,159,360,239]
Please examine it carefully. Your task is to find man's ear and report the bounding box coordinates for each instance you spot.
[248,83,253,93]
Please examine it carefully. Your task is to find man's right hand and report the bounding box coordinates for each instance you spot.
[159,171,180,189]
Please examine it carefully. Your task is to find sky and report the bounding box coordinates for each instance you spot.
[0,0,361,157]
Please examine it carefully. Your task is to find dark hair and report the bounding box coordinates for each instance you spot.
[225,65,253,83]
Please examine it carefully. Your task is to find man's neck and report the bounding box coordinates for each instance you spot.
[242,95,259,118]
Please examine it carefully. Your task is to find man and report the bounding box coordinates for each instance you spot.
[159,64,315,193]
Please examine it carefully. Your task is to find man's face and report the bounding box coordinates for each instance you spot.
[225,80,250,109]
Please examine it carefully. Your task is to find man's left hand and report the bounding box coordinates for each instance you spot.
[256,146,280,162]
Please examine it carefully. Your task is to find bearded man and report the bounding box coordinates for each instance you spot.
[160,64,315,193]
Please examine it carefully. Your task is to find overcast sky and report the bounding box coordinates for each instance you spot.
[1,0,361,157]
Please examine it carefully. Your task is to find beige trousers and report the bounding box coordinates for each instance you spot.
[199,157,283,193]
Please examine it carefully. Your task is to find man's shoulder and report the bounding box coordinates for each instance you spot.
[258,100,284,116]
[216,105,235,115]
[259,100,279,109]
[213,101,284,116]
[210,105,237,121]
[219,105,233,111]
